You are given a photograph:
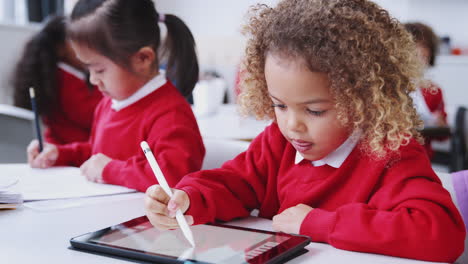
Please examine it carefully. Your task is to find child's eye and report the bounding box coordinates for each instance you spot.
[90,67,105,74]
[306,109,326,116]
[271,103,286,110]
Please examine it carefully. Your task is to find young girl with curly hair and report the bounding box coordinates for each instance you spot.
[12,15,102,145]
[144,0,465,261]
[27,0,205,192]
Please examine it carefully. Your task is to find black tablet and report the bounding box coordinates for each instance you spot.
[70,216,310,264]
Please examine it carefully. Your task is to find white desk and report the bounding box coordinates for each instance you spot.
[1,164,445,264]
[1,192,146,264]
[195,104,271,141]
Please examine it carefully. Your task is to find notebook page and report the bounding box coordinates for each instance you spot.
[3,164,136,201]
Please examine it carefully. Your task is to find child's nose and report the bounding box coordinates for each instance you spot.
[286,112,305,132]
[89,73,99,86]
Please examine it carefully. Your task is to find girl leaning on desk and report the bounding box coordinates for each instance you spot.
[26,0,205,193]
[12,15,102,145]
[144,0,466,262]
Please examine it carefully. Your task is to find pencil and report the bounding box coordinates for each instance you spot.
[29,87,43,152]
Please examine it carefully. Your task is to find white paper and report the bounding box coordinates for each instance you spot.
[24,193,143,211]
[0,173,22,204]
[3,164,136,201]
[0,174,19,190]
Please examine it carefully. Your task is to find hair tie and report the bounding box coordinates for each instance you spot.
[158,13,165,23]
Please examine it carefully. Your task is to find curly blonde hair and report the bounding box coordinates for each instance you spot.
[238,0,424,158]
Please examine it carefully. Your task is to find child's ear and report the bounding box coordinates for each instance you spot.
[131,46,156,75]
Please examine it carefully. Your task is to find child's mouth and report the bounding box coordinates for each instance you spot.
[291,139,313,153]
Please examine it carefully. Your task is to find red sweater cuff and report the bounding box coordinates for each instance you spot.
[55,145,75,166]
[180,186,211,225]
[300,208,337,243]
[102,160,124,185]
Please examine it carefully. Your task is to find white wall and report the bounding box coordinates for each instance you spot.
[156,0,280,102]
[0,0,467,108]
[156,0,468,106]
[374,0,468,47]
[429,57,468,124]
[0,23,38,104]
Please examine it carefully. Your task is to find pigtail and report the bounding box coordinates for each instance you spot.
[11,15,65,115]
[68,0,199,99]
[160,14,199,98]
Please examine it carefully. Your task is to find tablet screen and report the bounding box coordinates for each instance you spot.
[71,216,310,264]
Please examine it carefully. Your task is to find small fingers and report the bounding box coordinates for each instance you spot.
[31,152,50,168]
[144,193,169,215]
[80,161,90,179]
[271,214,280,231]
[167,190,189,216]
[146,212,180,230]
[185,215,194,226]
[80,161,98,183]
[32,145,57,168]
[146,185,170,204]
[27,140,40,166]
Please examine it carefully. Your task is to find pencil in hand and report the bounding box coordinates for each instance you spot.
[29,87,43,152]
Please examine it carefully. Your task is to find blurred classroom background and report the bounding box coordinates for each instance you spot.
[0,0,467,172]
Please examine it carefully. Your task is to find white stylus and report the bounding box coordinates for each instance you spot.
[141,141,195,247]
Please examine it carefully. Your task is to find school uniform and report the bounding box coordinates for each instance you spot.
[412,82,448,158]
[55,72,205,192]
[177,122,465,262]
[43,62,102,144]
[420,82,448,158]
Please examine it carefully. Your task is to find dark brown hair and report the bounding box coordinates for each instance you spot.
[404,22,439,66]
[239,0,424,157]
[12,15,66,114]
[67,0,199,97]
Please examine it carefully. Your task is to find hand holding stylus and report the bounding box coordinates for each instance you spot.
[145,184,193,229]
[141,141,195,247]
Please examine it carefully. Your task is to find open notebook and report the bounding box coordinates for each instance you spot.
[0,174,22,209]
[3,164,136,202]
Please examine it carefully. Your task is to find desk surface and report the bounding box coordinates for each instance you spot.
[1,164,444,264]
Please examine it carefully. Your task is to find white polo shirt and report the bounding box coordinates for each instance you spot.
[295,130,361,168]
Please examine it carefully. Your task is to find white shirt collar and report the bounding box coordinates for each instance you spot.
[58,62,86,80]
[410,88,438,127]
[111,70,167,111]
[294,130,361,168]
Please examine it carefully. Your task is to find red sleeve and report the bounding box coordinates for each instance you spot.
[43,127,62,145]
[421,84,448,143]
[421,83,447,120]
[58,70,102,129]
[102,109,205,192]
[300,142,465,262]
[177,124,283,224]
[42,70,102,145]
[53,95,103,167]
[54,141,92,166]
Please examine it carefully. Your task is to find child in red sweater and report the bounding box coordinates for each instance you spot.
[12,15,102,144]
[405,22,449,159]
[144,0,465,262]
[27,0,205,192]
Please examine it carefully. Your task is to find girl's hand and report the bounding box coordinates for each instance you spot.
[272,204,313,234]
[80,153,112,183]
[27,140,58,168]
[145,185,193,230]
[433,111,447,127]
